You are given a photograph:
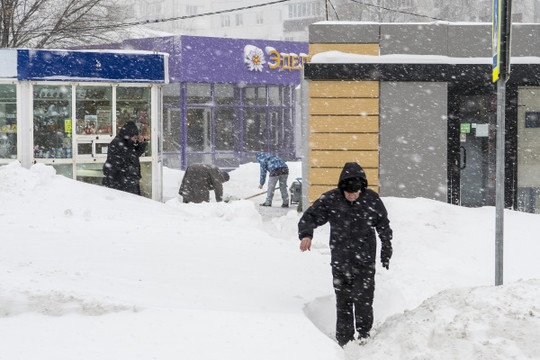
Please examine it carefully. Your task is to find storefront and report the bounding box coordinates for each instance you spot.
[303,22,540,213]
[94,35,308,169]
[0,49,168,200]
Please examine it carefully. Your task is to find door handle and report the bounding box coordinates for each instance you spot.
[460,146,467,170]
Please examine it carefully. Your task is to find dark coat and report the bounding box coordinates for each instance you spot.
[298,162,393,271]
[102,121,146,195]
[179,164,229,203]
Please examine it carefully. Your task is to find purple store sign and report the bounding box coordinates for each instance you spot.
[179,36,308,85]
[120,35,308,85]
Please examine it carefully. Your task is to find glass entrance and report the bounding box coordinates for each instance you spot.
[186,107,212,164]
[457,94,497,207]
[517,87,540,213]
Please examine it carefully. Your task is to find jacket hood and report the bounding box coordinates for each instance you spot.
[118,121,139,140]
[256,152,269,163]
[337,162,368,191]
[220,170,230,183]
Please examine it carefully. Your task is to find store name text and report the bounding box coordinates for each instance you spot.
[244,45,309,72]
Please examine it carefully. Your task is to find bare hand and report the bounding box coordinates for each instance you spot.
[300,237,312,252]
[258,184,263,189]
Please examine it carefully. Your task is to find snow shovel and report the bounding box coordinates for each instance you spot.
[244,189,274,200]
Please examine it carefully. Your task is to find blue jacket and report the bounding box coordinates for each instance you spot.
[257,152,288,185]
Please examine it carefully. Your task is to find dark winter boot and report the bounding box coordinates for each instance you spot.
[337,336,354,347]
[259,202,271,207]
[357,332,370,345]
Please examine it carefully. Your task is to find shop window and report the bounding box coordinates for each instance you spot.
[33,85,72,159]
[243,108,267,152]
[163,83,181,154]
[215,107,237,152]
[243,86,267,106]
[164,108,181,153]
[215,152,240,168]
[140,162,152,198]
[76,86,112,136]
[76,162,104,186]
[0,84,17,159]
[164,83,180,102]
[116,86,151,155]
[269,107,294,153]
[283,107,294,152]
[215,84,237,105]
[268,86,282,106]
[186,153,213,166]
[186,107,211,152]
[269,109,283,153]
[282,86,293,106]
[51,163,73,179]
[186,83,211,105]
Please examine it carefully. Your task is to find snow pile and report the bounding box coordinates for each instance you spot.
[345,280,540,359]
[0,160,539,359]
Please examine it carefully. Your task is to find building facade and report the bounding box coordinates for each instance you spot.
[117,0,540,44]
[303,22,540,213]
[0,49,168,200]
[100,35,308,170]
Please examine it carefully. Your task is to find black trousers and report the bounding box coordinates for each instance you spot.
[331,264,375,346]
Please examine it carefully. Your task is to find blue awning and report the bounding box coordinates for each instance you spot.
[13,49,168,83]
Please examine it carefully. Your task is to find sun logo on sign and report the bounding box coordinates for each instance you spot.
[244,45,265,72]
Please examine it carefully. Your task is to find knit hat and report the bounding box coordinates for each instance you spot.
[339,177,363,193]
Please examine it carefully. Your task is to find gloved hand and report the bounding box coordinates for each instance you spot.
[381,245,392,270]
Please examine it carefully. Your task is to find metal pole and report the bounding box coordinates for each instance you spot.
[495,76,505,286]
[494,0,512,286]
[325,0,329,20]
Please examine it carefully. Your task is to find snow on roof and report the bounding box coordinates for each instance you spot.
[23,47,169,57]
[310,51,540,65]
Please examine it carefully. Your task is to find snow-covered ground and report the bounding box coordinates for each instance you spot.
[0,161,539,360]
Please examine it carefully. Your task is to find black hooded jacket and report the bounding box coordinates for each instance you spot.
[102,121,147,195]
[298,162,393,270]
[179,163,229,203]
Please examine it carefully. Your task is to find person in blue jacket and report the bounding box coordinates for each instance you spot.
[256,152,289,207]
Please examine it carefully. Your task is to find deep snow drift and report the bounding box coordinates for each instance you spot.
[0,161,539,360]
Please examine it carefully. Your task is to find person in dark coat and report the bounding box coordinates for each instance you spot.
[298,162,393,347]
[179,163,230,203]
[102,121,146,195]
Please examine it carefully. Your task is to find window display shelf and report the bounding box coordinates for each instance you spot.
[117,99,149,102]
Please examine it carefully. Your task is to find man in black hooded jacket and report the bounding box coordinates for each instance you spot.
[298,162,393,347]
[102,121,146,195]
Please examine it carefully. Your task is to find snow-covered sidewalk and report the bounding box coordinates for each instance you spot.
[0,161,539,359]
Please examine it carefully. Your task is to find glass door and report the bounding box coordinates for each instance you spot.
[186,107,212,164]
[517,87,540,213]
[0,84,17,161]
[458,94,497,207]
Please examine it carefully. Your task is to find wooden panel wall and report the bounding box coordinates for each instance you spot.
[308,79,380,203]
[309,44,379,57]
